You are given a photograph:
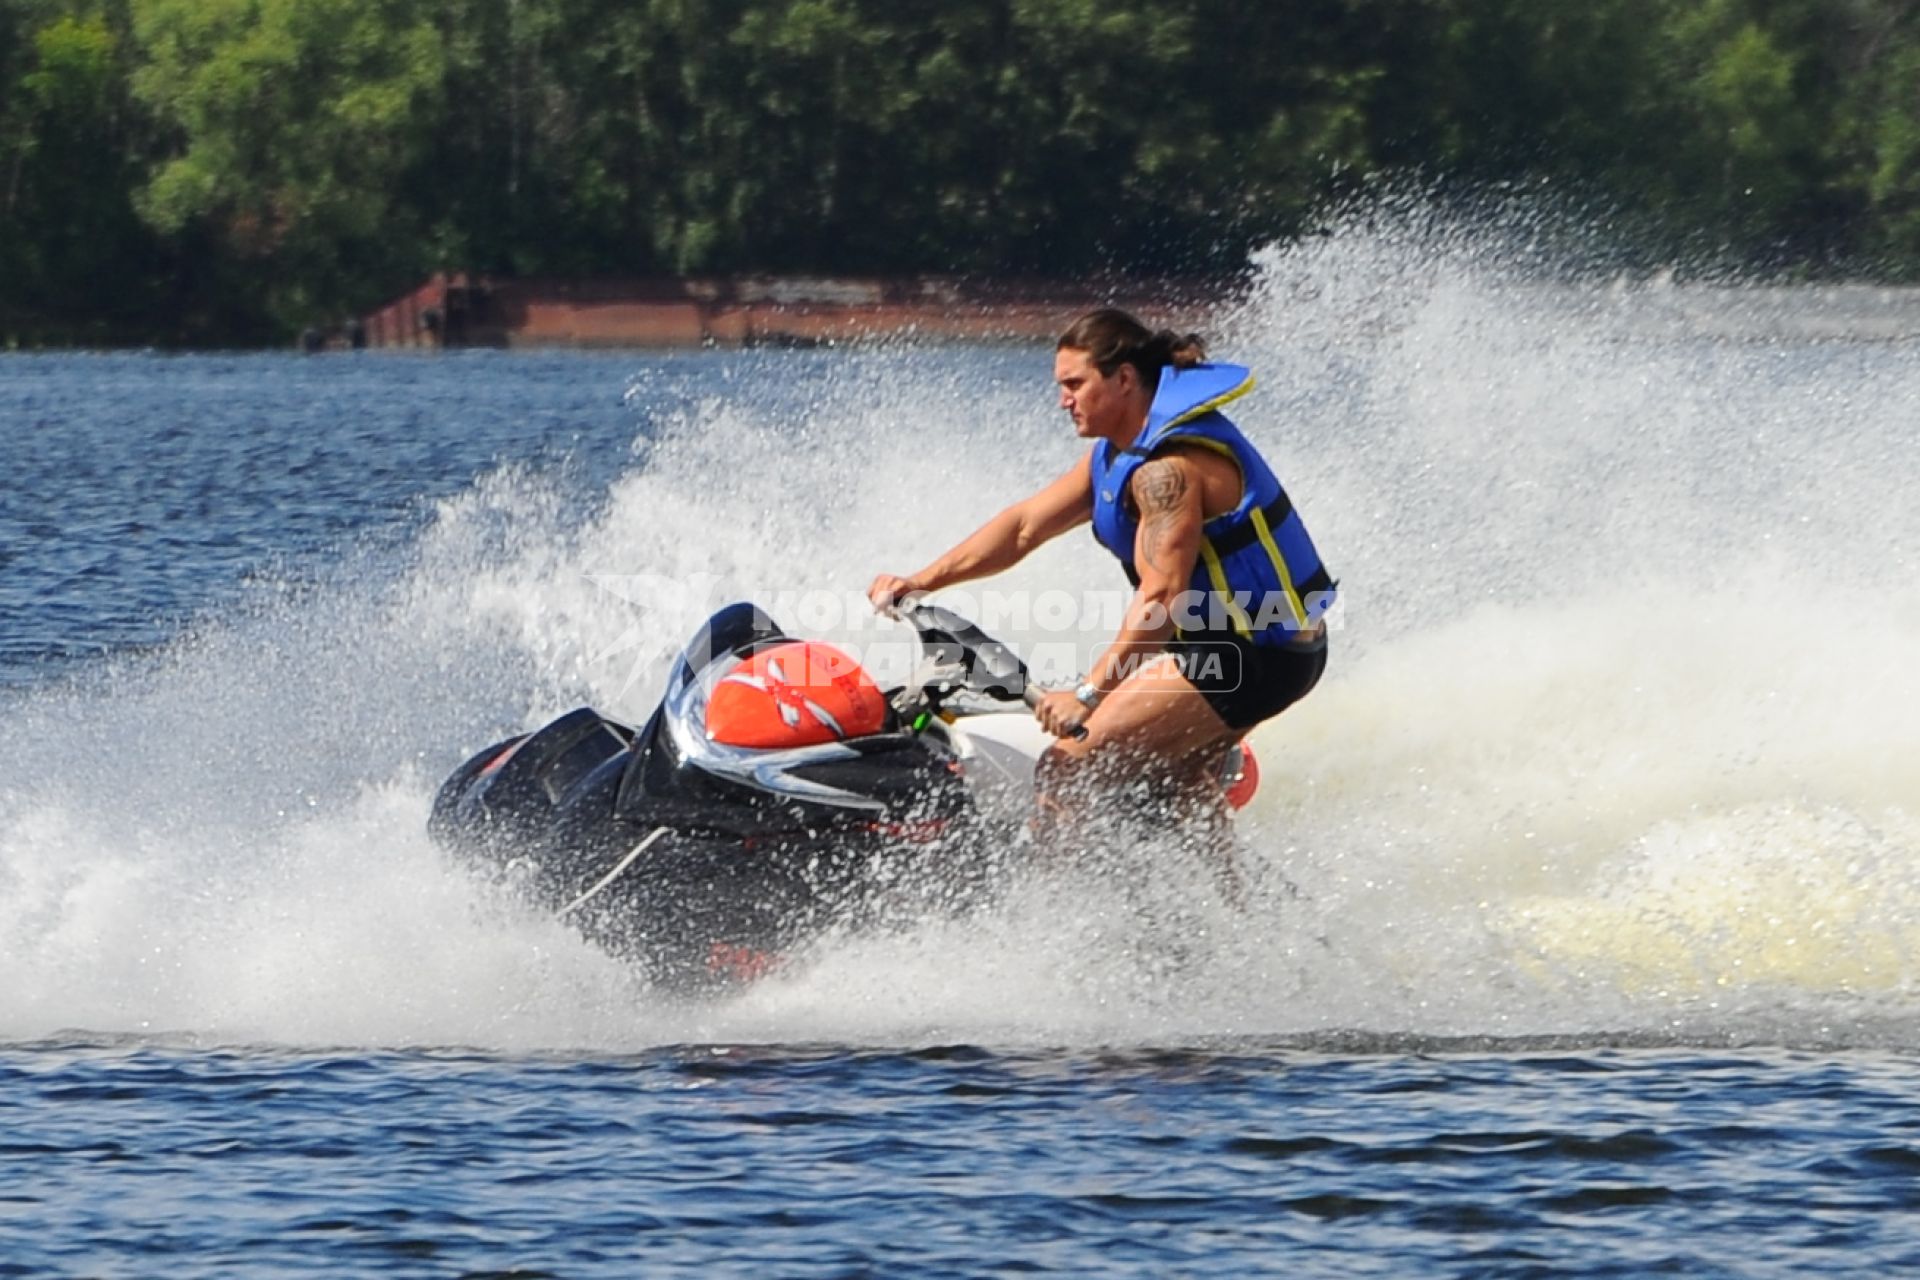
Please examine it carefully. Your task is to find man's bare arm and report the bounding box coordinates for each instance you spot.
[1081,456,1206,693]
[870,452,1093,608]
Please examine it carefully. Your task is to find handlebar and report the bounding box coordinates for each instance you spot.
[1023,683,1089,741]
[889,600,1090,741]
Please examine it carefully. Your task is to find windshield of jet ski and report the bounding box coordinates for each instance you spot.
[665,602,788,701]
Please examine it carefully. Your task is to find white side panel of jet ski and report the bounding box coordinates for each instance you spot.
[945,711,1054,821]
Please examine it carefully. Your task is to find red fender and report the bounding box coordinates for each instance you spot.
[1222,741,1260,810]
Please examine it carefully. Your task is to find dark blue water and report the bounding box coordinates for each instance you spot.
[6,256,1920,1274]
[12,1039,1920,1277]
[0,352,707,680]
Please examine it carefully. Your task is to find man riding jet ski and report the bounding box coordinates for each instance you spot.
[429,601,1258,990]
[870,308,1332,823]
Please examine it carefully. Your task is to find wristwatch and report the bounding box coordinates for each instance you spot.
[1074,681,1104,709]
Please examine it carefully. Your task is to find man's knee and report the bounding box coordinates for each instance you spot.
[1035,739,1118,804]
[1034,743,1082,795]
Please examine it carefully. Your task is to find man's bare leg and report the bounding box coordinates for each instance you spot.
[1031,655,1246,900]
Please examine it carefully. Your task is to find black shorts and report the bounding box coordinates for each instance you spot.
[1165,631,1327,731]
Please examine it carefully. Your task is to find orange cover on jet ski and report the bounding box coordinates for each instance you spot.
[705,641,887,748]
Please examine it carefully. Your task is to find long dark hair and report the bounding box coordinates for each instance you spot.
[1056,308,1206,390]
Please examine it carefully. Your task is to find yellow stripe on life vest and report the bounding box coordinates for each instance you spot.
[1163,372,1256,431]
[1250,503,1308,629]
[1244,506,1305,633]
[1199,538,1254,639]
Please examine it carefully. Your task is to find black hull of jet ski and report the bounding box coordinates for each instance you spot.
[429,704,983,989]
[429,600,1054,990]
[431,600,1266,991]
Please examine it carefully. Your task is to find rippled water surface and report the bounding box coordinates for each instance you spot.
[13,1041,1920,1277]
[5,214,1920,1274]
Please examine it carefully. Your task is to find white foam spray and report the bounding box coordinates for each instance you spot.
[4,198,1918,1050]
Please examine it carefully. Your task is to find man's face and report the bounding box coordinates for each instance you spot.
[1054,347,1138,441]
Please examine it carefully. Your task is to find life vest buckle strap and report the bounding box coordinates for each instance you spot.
[1207,494,1296,555]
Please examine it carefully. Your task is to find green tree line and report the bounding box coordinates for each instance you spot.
[4,0,1920,345]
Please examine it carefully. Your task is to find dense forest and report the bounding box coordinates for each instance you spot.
[4,0,1920,345]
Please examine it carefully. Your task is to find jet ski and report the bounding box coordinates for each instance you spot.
[429,601,1260,989]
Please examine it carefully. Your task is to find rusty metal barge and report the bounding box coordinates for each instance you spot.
[338,274,1224,351]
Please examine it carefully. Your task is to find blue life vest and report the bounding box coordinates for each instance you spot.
[1088,363,1335,644]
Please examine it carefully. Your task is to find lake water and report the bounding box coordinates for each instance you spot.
[4,227,1920,1275]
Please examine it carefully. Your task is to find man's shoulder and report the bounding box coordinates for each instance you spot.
[1142,436,1239,479]
[1129,437,1242,521]
[1125,449,1210,512]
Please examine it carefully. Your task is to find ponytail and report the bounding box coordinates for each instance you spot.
[1158,330,1207,371]
[1057,307,1207,388]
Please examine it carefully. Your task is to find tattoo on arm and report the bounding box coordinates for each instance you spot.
[1133,459,1191,577]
